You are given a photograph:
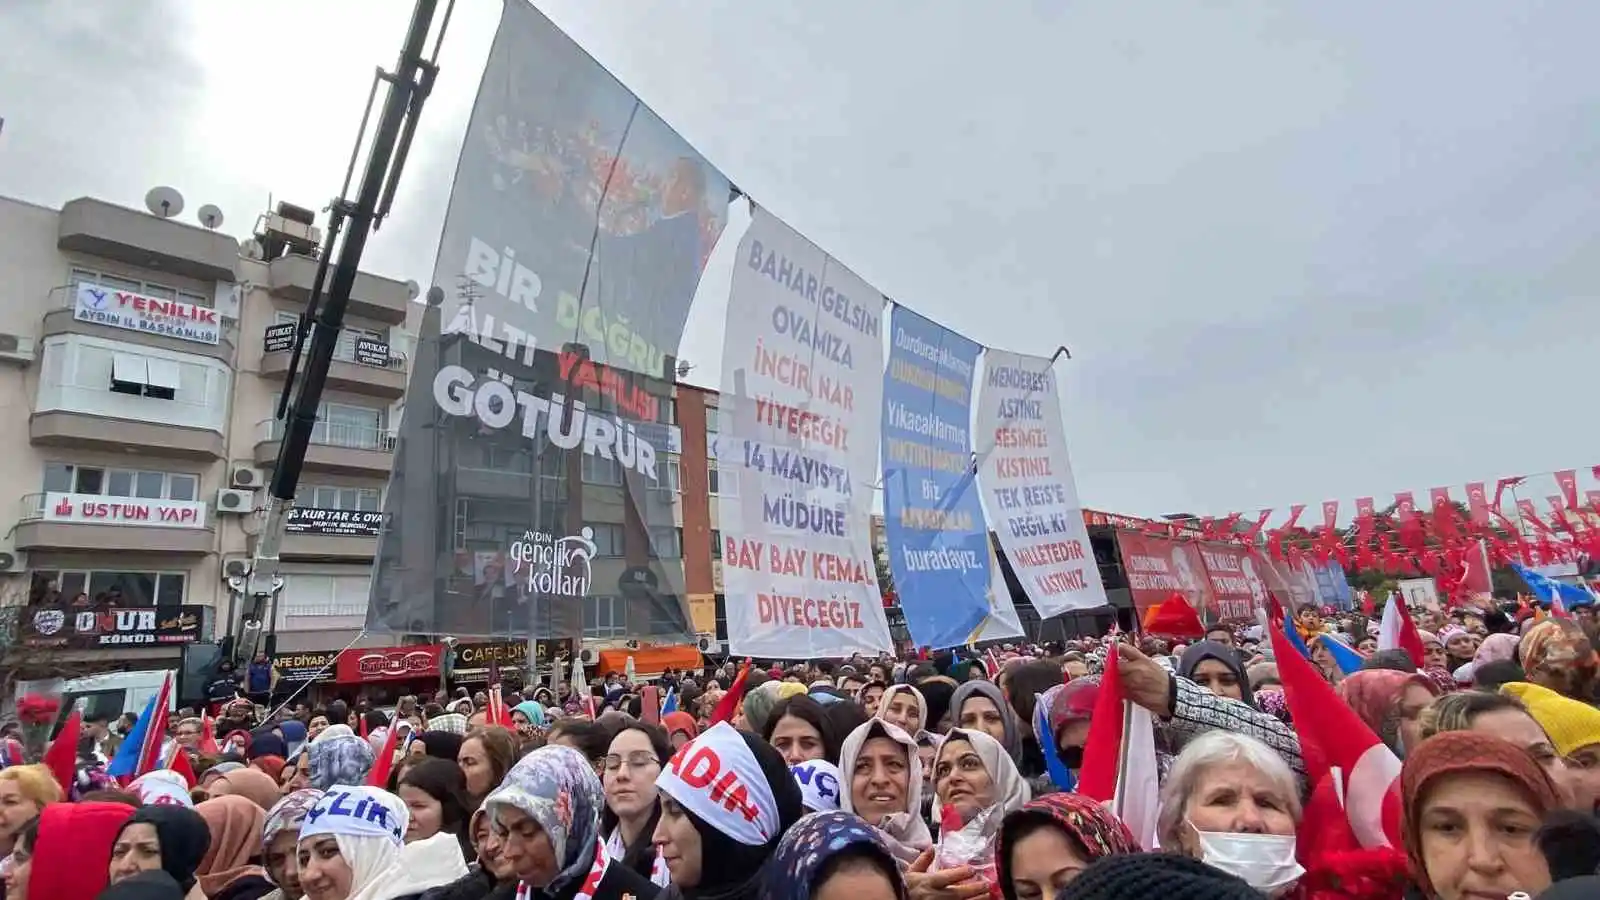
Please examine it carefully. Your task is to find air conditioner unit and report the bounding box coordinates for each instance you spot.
[0,550,26,573]
[216,489,255,515]
[0,333,36,367]
[578,647,599,666]
[230,466,265,489]
[222,558,250,580]
[696,635,713,652]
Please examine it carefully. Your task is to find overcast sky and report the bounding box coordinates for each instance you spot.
[2,1,1595,521]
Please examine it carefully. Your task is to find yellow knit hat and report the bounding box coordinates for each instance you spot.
[1501,681,1600,757]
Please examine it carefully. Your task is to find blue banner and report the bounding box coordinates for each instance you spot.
[880,307,991,648]
[1309,561,1354,610]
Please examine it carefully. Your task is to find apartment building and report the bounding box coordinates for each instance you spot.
[0,191,726,686]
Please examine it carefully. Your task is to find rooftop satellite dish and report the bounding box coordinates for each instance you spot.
[241,238,265,260]
[145,186,185,219]
[197,204,225,230]
[404,279,421,300]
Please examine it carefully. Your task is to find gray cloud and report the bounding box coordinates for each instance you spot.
[3,1,1597,521]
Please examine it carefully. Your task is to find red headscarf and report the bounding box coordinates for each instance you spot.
[28,801,135,898]
[1335,670,1437,753]
[1400,732,1562,898]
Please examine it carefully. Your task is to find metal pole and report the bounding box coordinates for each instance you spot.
[234,0,449,663]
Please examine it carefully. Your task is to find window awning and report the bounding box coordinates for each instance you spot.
[144,358,181,392]
[111,352,148,386]
[594,644,703,679]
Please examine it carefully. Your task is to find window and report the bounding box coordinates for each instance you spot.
[587,524,625,557]
[711,529,722,560]
[299,485,382,511]
[29,569,185,606]
[583,595,625,638]
[107,350,178,399]
[709,463,737,498]
[44,463,198,501]
[581,453,623,486]
[649,526,683,559]
[278,574,371,618]
[660,397,678,425]
[658,455,682,492]
[314,402,384,449]
[71,268,209,309]
[705,405,719,433]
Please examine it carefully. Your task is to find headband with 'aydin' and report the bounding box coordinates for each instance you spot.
[655,722,780,845]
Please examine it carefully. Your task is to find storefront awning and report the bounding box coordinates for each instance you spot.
[594,645,702,679]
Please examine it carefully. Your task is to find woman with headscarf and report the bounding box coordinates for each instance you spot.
[995,793,1139,900]
[1520,619,1598,700]
[1030,680,1098,793]
[4,800,133,899]
[1438,625,1479,673]
[262,789,323,900]
[1335,669,1439,758]
[652,722,805,900]
[837,719,933,866]
[481,744,656,900]
[1401,731,1562,900]
[211,766,287,812]
[913,678,957,735]
[661,712,698,752]
[307,726,376,792]
[926,728,1030,898]
[875,685,926,740]
[510,702,546,737]
[948,681,1022,768]
[758,810,908,900]
[1177,642,1250,704]
[197,794,275,900]
[296,784,468,900]
[107,804,212,897]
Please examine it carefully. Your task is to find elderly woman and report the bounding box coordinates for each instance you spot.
[1156,731,1303,897]
[1401,732,1562,900]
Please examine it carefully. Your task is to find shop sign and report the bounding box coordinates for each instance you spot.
[335,643,443,683]
[285,508,384,537]
[20,604,203,649]
[449,638,573,682]
[354,337,392,367]
[74,282,221,345]
[264,323,296,352]
[44,492,208,529]
[274,650,338,683]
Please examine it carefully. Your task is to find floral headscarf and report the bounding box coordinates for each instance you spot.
[995,794,1139,900]
[482,744,603,895]
[1474,632,1521,667]
[761,811,906,900]
[307,725,375,790]
[1520,619,1596,683]
[262,788,323,855]
[1336,670,1437,755]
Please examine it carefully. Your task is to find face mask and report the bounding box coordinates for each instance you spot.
[1189,824,1304,894]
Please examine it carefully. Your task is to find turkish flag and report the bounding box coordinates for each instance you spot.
[1555,470,1579,511]
[1394,492,1416,518]
[1465,482,1490,524]
[1429,487,1452,512]
[1322,500,1339,530]
[1355,497,1375,518]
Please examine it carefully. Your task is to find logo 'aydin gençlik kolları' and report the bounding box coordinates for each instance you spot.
[509,529,595,597]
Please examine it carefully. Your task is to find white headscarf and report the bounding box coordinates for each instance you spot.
[876,683,927,735]
[299,785,466,900]
[930,727,1031,824]
[837,718,933,863]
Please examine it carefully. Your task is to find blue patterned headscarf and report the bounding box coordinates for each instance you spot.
[307,725,374,790]
[482,744,602,895]
[760,811,907,900]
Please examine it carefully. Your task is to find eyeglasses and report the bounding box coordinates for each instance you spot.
[602,751,660,772]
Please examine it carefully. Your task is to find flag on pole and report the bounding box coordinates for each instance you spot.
[107,673,172,779]
[1375,592,1426,669]
[1077,642,1160,849]
[1314,634,1366,677]
[199,711,220,755]
[42,710,81,795]
[660,688,678,716]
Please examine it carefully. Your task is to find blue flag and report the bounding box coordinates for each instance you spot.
[660,688,678,716]
[106,691,159,777]
[1512,563,1595,608]
[1281,613,1312,660]
[1314,634,1365,676]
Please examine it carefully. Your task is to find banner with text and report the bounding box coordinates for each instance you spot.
[1191,543,1315,621]
[973,541,1026,642]
[718,208,893,657]
[367,0,724,640]
[975,350,1107,617]
[1114,531,1218,621]
[880,307,992,648]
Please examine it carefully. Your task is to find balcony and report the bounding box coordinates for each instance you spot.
[254,418,395,477]
[43,286,236,363]
[14,493,215,554]
[57,198,239,283]
[258,327,407,399]
[268,254,410,325]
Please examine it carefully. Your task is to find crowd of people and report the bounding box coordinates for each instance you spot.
[0,598,1597,900]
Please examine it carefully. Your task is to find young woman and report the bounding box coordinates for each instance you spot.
[600,722,672,887]
[107,804,212,896]
[996,793,1139,900]
[296,784,468,900]
[398,758,475,861]
[261,790,324,900]
[761,811,907,900]
[456,727,518,805]
[763,695,841,765]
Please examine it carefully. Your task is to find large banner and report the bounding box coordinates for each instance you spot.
[367,1,727,641]
[973,542,1026,642]
[1114,531,1217,621]
[879,307,992,648]
[718,208,893,657]
[975,350,1107,616]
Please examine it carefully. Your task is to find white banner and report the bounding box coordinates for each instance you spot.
[975,350,1107,616]
[43,492,208,529]
[718,208,892,657]
[74,283,221,345]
